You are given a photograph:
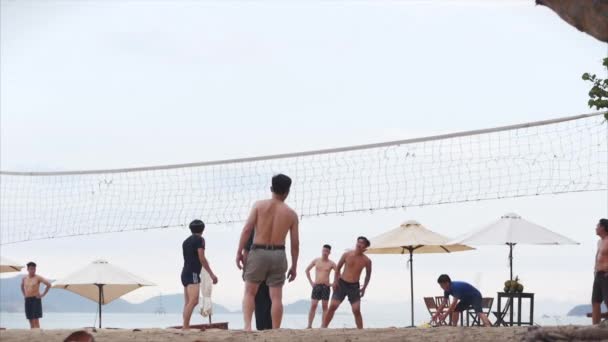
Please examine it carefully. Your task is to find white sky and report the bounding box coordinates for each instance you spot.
[1,0,607,319]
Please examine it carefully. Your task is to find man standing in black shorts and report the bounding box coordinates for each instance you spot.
[434,274,492,327]
[305,244,336,328]
[181,219,218,330]
[322,237,372,329]
[592,218,608,324]
[20,262,50,329]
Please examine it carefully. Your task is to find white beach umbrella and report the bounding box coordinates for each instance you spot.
[0,256,23,273]
[199,269,213,323]
[52,259,155,328]
[366,220,474,327]
[449,213,579,280]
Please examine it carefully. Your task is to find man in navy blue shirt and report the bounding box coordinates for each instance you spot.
[181,219,218,330]
[432,274,491,327]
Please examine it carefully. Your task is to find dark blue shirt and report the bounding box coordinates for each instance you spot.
[444,281,481,299]
[182,234,205,274]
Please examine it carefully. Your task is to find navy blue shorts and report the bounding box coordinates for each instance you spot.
[181,270,201,287]
[455,295,483,313]
[25,297,42,320]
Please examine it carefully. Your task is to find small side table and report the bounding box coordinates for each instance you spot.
[495,292,534,326]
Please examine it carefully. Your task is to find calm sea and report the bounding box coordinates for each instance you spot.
[0,312,590,330]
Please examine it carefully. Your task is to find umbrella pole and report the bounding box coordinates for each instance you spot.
[97,284,103,329]
[508,244,514,281]
[409,248,414,328]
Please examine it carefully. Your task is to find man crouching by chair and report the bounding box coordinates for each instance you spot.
[433,274,492,327]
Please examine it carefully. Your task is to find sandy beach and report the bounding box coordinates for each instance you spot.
[0,326,549,342]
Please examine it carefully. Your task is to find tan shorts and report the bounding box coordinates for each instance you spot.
[243,249,288,287]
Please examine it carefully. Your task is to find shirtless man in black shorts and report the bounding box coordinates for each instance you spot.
[305,244,336,328]
[592,218,608,324]
[21,262,51,329]
[181,219,218,330]
[322,237,372,329]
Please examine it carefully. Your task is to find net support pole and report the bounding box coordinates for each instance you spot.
[408,247,415,328]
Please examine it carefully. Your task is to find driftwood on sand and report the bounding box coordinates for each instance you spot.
[525,325,608,341]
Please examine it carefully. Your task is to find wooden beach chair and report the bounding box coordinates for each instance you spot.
[493,297,512,326]
[466,297,494,326]
[435,296,449,307]
[424,297,448,326]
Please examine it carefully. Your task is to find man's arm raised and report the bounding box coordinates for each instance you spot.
[287,214,299,282]
[236,203,257,270]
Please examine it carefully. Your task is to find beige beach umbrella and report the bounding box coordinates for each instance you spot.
[366,220,474,327]
[52,259,154,328]
[0,256,23,273]
[449,212,579,281]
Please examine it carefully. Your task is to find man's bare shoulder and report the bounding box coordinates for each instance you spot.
[254,199,270,208]
[280,203,297,217]
[343,251,354,259]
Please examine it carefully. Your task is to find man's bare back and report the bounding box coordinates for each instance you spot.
[312,259,336,285]
[252,199,297,246]
[596,238,608,272]
[341,251,371,283]
[22,275,45,297]
[237,173,298,331]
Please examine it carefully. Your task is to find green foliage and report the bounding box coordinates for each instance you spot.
[582,57,608,120]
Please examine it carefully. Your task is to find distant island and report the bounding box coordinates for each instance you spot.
[0,276,333,315]
[567,304,608,317]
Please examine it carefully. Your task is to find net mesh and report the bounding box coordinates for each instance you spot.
[1,113,606,244]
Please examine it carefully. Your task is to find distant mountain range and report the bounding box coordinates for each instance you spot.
[0,276,328,315]
[567,304,591,316]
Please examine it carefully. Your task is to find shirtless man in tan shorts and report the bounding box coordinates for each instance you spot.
[236,174,299,331]
[21,262,51,329]
[305,244,336,328]
[322,236,372,329]
[592,218,608,324]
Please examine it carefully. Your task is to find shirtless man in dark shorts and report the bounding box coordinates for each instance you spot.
[21,262,51,329]
[236,174,300,331]
[181,219,218,330]
[592,218,608,324]
[305,244,336,328]
[322,237,372,329]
